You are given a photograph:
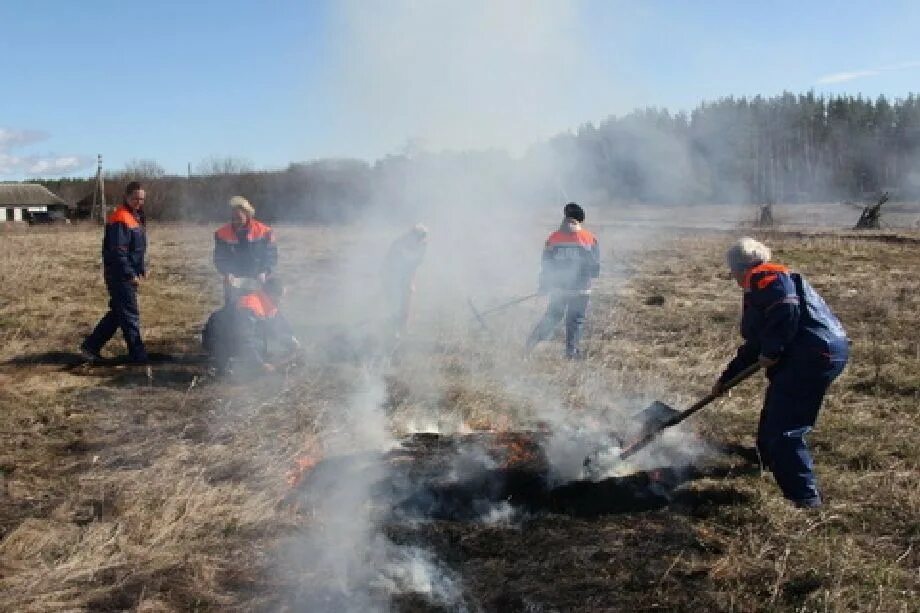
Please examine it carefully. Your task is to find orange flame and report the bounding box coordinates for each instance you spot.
[494,432,540,468]
[286,455,320,488]
[285,438,323,488]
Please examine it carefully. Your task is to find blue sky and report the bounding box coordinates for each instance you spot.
[1,0,918,179]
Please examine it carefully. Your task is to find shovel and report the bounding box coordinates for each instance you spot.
[582,363,762,472]
[468,293,540,330]
[618,363,762,460]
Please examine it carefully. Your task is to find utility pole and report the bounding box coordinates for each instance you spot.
[91,154,106,223]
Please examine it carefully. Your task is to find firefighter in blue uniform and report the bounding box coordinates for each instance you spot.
[715,237,849,508]
[525,202,600,359]
[213,196,278,304]
[81,181,149,363]
[203,276,299,376]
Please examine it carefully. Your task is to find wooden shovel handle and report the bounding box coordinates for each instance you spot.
[619,362,762,460]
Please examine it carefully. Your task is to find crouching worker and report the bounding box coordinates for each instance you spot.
[525,202,600,359]
[203,276,300,376]
[714,237,849,509]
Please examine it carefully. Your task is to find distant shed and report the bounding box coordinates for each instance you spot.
[0,183,69,222]
[73,186,122,220]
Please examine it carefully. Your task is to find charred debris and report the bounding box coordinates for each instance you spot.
[285,431,706,523]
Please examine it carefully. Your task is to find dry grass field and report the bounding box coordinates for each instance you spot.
[0,220,917,612]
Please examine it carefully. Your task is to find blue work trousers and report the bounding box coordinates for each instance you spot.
[527,293,589,357]
[84,277,147,362]
[757,343,848,505]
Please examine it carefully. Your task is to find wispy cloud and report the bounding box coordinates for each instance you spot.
[0,128,47,149]
[0,128,89,177]
[817,60,920,85]
[817,69,880,84]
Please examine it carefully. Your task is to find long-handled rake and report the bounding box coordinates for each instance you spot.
[468,293,540,331]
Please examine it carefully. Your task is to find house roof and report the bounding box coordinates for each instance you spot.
[0,183,67,207]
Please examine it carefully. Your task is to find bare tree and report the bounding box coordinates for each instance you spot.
[114,158,166,180]
[195,156,254,176]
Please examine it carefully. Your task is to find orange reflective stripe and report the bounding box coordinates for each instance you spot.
[546,229,596,248]
[756,273,778,289]
[106,205,139,228]
[576,229,596,243]
[237,290,278,318]
[743,262,790,290]
[247,220,274,241]
[215,223,238,243]
[216,220,274,243]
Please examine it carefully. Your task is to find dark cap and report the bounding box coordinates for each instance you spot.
[563,202,585,222]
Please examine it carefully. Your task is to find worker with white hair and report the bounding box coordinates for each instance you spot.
[213,196,278,303]
[715,237,849,509]
[383,223,428,334]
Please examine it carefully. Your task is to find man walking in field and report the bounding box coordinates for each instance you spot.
[525,202,600,359]
[382,223,428,335]
[213,196,278,304]
[81,181,149,364]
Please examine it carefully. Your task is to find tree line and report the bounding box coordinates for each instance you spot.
[554,91,920,205]
[33,91,920,222]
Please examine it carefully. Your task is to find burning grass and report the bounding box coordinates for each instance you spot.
[0,222,918,611]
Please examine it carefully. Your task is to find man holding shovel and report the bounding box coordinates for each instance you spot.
[525,203,600,359]
[714,237,849,508]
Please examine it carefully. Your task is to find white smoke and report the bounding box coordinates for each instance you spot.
[281,370,467,611]
[326,0,621,158]
[372,543,466,609]
[276,3,719,608]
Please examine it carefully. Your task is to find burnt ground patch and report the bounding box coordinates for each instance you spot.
[284,431,757,611]
[289,431,760,525]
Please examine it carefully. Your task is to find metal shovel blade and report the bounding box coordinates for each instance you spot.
[582,401,681,477]
[632,400,682,437]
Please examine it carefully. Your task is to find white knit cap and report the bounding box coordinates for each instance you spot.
[726,237,772,273]
[229,195,255,216]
